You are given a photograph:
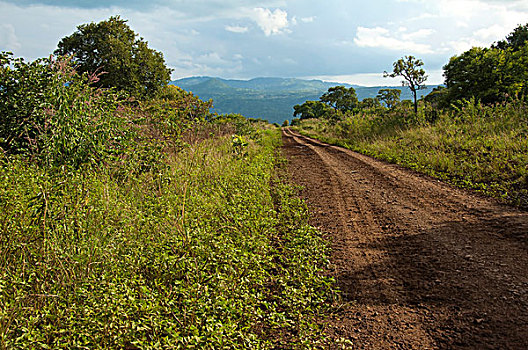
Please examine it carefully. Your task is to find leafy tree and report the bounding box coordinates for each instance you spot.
[443,43,528,103]
[320,86,358,112]
[384,56,428,114]
[442,24,528,105]
[282,120,290,127]
[359,97,381,110]
[443,47,502,103]
[55,16,172,99]
[494,23,528,51]
[293,100,333,120]
[377,89,401,109]
[423,86,448,107]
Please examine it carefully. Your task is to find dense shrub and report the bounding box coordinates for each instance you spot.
[0,52,133,168]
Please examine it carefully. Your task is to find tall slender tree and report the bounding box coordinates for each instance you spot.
[384,56,428,114]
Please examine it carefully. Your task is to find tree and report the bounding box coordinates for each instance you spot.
[441,24,528,105]
[293,100,333,120]
[443,42,528,104]
[377,89,401,109]
[55,16,172,99]
[320,86,358,112]
[494,23,528,51]
[423,86,448,107]
[359,97,381,110]
[384,56,428,114]
[443,47,501,103]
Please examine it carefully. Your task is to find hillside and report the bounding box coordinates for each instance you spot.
[171,77,440,124]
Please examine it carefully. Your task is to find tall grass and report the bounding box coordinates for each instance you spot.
[295,99,528,207]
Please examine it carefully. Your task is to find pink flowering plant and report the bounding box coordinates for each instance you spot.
[0,52,134,168]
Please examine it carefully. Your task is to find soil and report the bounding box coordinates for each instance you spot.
[281,128,528,349]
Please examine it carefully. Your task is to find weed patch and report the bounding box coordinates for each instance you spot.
[0,128,333,348]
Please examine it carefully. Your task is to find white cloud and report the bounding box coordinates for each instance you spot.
[434,0,528,24]
[252,8,289,36]
[474,24,511,41]
[197,52,229,66]
[0,23,21,51]
[402,28,435,41]
[303,70,444,87]
[300,16,315,23]
[409,12,439,21]
[354,26,434,54]
[445,38,488,54]
[225,25,248,33]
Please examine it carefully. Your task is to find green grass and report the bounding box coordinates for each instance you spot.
[295,99,528,207]
[0,127,334,349]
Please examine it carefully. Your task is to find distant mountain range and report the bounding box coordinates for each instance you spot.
[171,77,440,125]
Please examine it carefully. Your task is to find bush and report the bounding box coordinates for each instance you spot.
[0,52,134,168]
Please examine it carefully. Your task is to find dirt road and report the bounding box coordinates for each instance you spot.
[281,129,528,349]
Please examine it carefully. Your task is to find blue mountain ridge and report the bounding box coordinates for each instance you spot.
[171,77,439,124]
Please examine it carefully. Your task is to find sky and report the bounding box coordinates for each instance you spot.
[1,0,527,86]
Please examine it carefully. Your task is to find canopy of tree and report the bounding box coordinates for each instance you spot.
[385,56,428,114]
[443,24,528,104]
[293,100,333,120]
[320,86,358,112]
[359,97,382,109]
[377,89,401,109]
[55,16,172,99]
[494,23,528,51]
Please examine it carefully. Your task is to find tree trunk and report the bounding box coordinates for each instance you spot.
[412,90,418,114]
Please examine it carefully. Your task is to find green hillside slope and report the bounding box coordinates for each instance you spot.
[172,77,439,124]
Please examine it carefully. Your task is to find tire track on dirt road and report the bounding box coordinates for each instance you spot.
[282,128,528,349]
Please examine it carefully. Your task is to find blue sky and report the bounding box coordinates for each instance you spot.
[1,0,527,85]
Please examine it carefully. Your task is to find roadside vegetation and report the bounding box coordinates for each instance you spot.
[291,24,528,208]
[0,17,333,348]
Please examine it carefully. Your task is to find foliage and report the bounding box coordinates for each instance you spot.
[0,52,53,156]
[320,86,358,112]
[293,99,528,208]
[494,23,528,50]
[282,119,289,127]
[0,52,133,168]
[423,86,448,107]
[384,56,428,113]
[377,89,401,109]
[1,17,336,347]
[142,85,213,149]
[359,97,382,110]
[0,118,334,348]
[443,42,528,104]
[55,16,172,99]
[293,100,334,120]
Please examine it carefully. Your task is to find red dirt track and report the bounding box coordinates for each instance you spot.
[281,128,528,349]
